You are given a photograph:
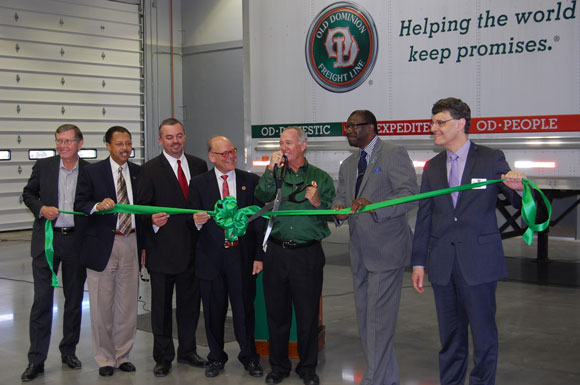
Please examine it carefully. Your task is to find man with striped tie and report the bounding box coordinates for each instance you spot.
[74,125,143,377]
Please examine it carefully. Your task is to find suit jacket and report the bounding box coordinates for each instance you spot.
[74,157,142,272]
[136,153,207,275]
[333,139,419,273]
[23,155,88,258]
[411,142,522,286]
[189,168,264,280]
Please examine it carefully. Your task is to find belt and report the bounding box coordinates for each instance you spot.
[224,240,239,248]
[269,237,319,249]
[114,229,136,236]
[53,227,75,235]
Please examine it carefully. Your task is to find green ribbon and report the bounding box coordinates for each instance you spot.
[44,179,550,285]
[520,178,551,244]
[44,220,60,287]
[262,178,550,246]
[44,210,86,287]
[85,196,260,242]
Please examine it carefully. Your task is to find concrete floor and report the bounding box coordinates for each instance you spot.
[0,227,579,385]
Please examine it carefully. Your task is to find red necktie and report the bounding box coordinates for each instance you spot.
[221,175,229,198]
[177,160,188,199]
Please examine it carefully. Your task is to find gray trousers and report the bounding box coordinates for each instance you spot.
[353,266,404,385]
[86,233,139,368]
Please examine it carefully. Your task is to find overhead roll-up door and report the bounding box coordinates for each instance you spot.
[0,0,143,231]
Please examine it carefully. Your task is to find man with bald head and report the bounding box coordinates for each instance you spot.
[190,136,264,378]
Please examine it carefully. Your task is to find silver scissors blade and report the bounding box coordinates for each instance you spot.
[262,190,282,251]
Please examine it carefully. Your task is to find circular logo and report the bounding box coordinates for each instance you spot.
[305,2,379,93]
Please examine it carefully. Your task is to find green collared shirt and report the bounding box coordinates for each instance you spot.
[255,159,335,243]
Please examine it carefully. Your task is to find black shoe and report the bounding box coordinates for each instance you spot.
[98,366,114,376]
[21,363,44,382]
[265,371,289,384]
[177,352,207,368]
[300,373,320,385]
[153,361,171,377]
[61,354,82,369]
[204,361,225,378]
[118,362,136,372]
[244,360,264,377]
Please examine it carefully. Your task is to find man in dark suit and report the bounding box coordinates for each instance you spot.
[21,124,88,381]
[135,118,208,376]
[190,136,264,378]
[74,126,143,377]
[332,110,419,385]
[411,97,525,385]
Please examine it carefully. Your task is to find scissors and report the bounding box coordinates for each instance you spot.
[257,155,290,251]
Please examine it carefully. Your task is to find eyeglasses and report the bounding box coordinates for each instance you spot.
[429,118,456,127]
[211,148,238,158]
[345,122,371,130]
[55,139,78,145]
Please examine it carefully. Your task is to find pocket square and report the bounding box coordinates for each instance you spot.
[373,167,381,173]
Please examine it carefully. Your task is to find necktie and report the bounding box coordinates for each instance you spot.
[221,175,230,198]
[448,153,460,207]
[355,150,367,197]
[177,159,189,200]
[116,166,131,235]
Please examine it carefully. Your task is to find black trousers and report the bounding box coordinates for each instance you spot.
[28,232,86,365]
[263,241,325,376]
[199,247,259,365]
[149,269,201,363]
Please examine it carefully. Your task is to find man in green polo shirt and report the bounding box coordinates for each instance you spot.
[255,126,335,385]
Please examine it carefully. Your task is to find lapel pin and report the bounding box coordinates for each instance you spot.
[242,186,247,190]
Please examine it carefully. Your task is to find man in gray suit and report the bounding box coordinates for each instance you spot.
[333,110,418,385]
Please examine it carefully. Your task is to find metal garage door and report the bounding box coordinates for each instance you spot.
[0,0,143,231]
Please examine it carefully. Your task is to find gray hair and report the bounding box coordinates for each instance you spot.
[283,126,307,144]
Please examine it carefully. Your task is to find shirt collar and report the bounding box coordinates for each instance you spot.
[362,135,379,157]
[59,158,79,171]
[447,139,471,160]
[163,150,185,165]
[214,168,235,180]
[109,157,126,171]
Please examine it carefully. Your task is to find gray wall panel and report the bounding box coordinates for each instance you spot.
[182,47,244,166]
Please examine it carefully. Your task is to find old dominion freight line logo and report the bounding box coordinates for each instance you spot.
[305,2,378,93]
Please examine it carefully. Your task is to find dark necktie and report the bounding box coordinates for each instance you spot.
[355,150,367,197]
[177,159,189,200]
[116,167,131,235]
[448,153,460,207]
[221,175,230,198]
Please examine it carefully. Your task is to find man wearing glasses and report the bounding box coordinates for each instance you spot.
[190,136,264,378]
[21,124,88,381]
[411,97,525,385]
[332,110,418,385]
[255,127,335,385]
[136,118,208,376]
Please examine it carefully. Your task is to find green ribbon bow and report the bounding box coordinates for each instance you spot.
[213,196,261,241]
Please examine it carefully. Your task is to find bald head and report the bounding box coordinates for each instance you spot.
[208,136,238,173]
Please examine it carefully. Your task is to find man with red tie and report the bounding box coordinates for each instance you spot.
[190,136,265,378]
[136,118,208,376]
